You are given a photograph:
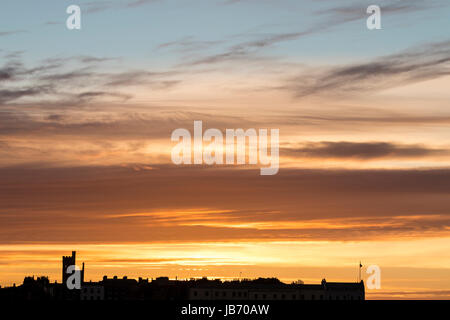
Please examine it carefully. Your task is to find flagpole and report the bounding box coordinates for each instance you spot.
[358,261,362,283]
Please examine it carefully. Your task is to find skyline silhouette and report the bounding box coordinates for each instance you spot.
[0,251,365,301]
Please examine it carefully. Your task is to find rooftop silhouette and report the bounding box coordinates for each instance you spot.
[0,251,365,301]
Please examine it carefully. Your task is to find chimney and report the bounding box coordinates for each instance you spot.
[81,262,85,284]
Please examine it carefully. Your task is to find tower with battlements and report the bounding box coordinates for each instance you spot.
[62,251,84,286]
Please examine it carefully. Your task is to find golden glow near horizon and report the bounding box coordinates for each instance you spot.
[0,238,449,299]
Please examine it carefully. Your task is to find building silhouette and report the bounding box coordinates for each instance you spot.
[62,251,84,286]
[187,277,364,301]
[0,251,365,301]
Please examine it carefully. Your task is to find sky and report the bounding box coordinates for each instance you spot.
[0,0,450,299]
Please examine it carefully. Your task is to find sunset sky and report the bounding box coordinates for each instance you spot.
[1,0,449,299]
